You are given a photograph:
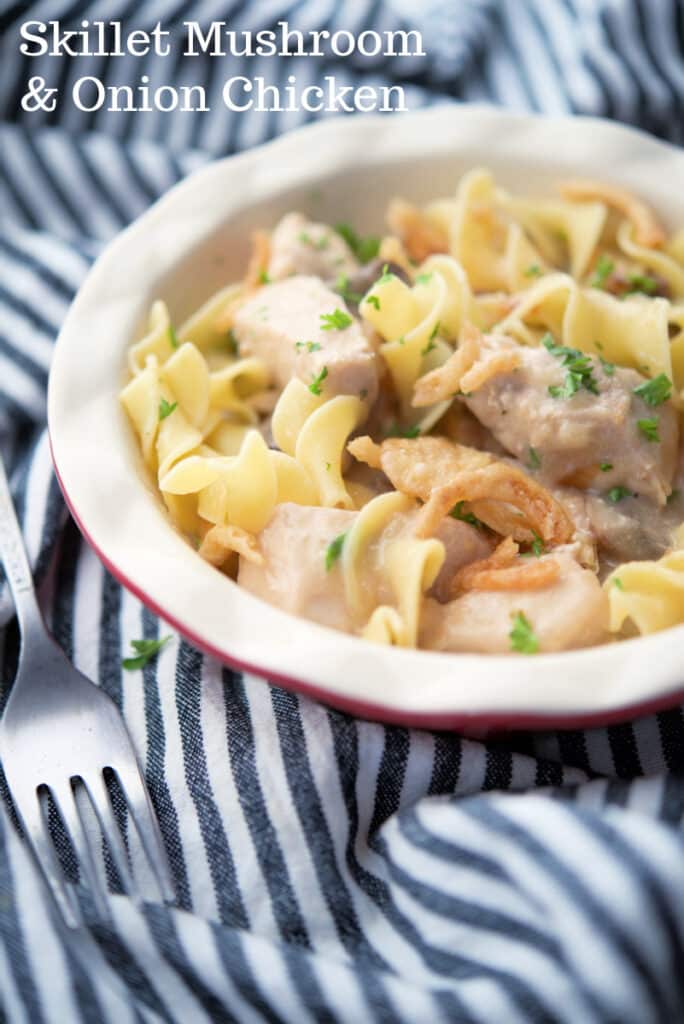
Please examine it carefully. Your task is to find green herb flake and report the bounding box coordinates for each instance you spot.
[600,462,613,472]
[667,488,680,505]
[366,294,380,311]
[325,461,331,471]
[599,356,615,376]
[226,329,239,356]
[531,532,545,558]
[429,320,441,342]
[612,577,625,591]
[637,417,660,443]
[320,308,353,331]
[308,366,328,395]
[386,422,421,439]
[626,272,658,296]
[524,263,542,278]
[590,253,614,289]
[421,339,437,357]
[258,269,271,285]
[325,533,347,572]
[295,340,322,353]
[334,223,380,264]
[378,264,393,284]
[168,325,179,349]
[122,635,171,672]
[415,272,433,285]
[334,274,362,305]
[509,612,539,654]
[607,486,632,503]
[633,373,672,407]
[528,446,542,470]
[543,334,599,398]
[159,398,178,421]
[450,501,484,530]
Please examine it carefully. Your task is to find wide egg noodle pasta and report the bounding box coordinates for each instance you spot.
[605,526,684,635]
[295,395,364,509]
[196,430,278,533]
[377,535,445,648]
[120,357,161,467]
[128,301,175,375]
[341,491,414,622]
[271,378,325,456]
[499,192,607,280]
[616,220,684,300]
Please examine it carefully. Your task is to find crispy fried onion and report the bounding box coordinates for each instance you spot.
[244,230,271,289]
[451,536,560,595]
[387,199,449,263]
[413,323,520,407]
[199,524,263,569]
[347,435,574,547]
[558,178,666,248]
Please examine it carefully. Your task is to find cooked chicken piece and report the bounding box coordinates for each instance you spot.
[462,336,679,506]
[430,516,494,602]
[556,486,679,565]
[238,504,357,632]
[420,549,609,653]
[233,276,379,404]
[267,213,359,282]
[238,503,493,629]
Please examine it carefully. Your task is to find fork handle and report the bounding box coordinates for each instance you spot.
[0,454,43,640]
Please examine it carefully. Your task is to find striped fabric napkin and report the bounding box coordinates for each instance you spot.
[1,2,684,1021]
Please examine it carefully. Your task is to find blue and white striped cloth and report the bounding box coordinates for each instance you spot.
[1,2,684,1021]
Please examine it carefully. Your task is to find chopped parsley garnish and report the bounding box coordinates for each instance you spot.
[531,532,545,557]
[320,308,353,331]
[334,274,362,305]
[543,333,599,398]
[325,533,347,571]
[509,612,539,654]
[122,636,171,671]
[626,272,658,296]
[599,356,615,376]
[524,263,542,278]
[528,446,542,470]
[168,325,179,349]
[612,577,624,591]
[415,272,433,285]
[600,462,613,472]
[258,269,271,284]
[325,461,331,471]
[667,488,680,505]
[637,417,660,443]
[633,373,672,407]
[607,486,632,503]
[295,340,322,353]
[366,294,380,311]
[429,320,440,342]
[386,422,421,439]
[226,329,239,356]
[308,366,328,395]
[590,253,614,289]
[159,398,177,421]
[378,264,393,284]
[298,231,329,251]
[421,339,437,356]
[450,501,484,530]
[334,223,380,264]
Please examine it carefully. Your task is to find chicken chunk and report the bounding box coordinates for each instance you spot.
[233,276,379,404]
[463,337,679,506]
[267,213,359,283]
[238,503,493,631]
[420,549,609,653]
[238,504,356,632]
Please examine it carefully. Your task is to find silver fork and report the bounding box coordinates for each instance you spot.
[0,453,174,927]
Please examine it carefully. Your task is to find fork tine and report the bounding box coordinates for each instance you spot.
[49,781,111,921]
[113,764,175,903]
[81,772,140,901]
[15,786,82,928]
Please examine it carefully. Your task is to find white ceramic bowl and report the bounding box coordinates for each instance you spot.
[48,105,684,731]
